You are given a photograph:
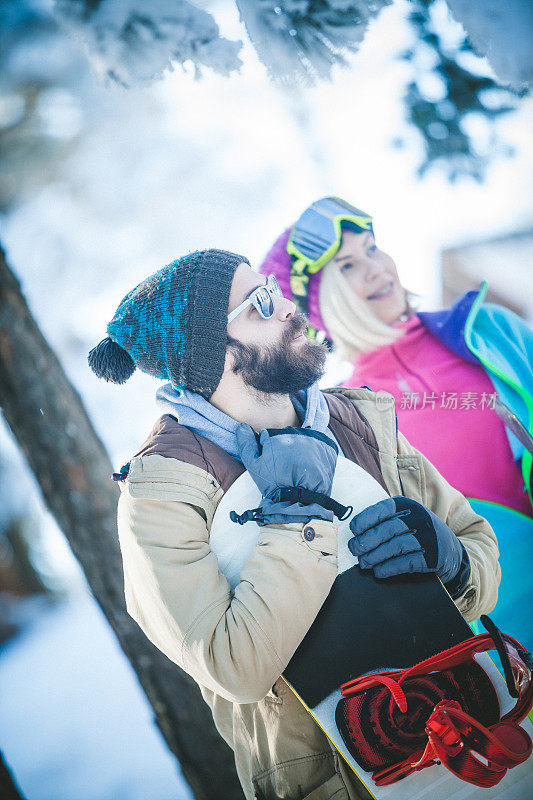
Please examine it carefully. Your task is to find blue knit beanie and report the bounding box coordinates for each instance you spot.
[88,249,249,397]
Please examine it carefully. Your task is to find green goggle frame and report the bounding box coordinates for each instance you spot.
[286,197,373,322]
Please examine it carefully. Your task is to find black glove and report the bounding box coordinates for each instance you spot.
[348,496,471,597]
[234,425,348,525]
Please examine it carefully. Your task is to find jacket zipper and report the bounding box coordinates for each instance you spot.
[393,403,406,497]
[463,284,533,509]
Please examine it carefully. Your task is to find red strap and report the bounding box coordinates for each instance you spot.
[341,630,533,725]
[340,628,533,788]
[342,668,400,696]
[373,700,533,788]
[373,741,438,786]
[341,674,407,712]
[426,702,532,788]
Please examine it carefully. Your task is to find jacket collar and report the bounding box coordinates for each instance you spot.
[417,285,487,364]
[155,381,330,462]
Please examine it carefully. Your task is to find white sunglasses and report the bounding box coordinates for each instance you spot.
[227,274,283,324]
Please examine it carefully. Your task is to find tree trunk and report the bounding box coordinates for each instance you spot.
[0,752,27,800]
[0,244,244,800]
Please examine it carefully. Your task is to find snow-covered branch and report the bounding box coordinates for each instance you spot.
[445,0,533,87]
[54,0,243,87]
[53,1,533,90]
[235,0,391,83]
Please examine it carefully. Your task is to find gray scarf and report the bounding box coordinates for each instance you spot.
[156,381,331,462]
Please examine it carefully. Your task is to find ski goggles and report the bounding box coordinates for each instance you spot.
[227,274,283,324]
[286,196,374,316]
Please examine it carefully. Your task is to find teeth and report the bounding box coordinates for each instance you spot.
[369,282,392,299]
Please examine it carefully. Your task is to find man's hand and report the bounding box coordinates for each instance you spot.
[234,425,339,524]
[348,496,471,596]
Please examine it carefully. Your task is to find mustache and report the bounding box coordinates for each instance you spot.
[282,313,308,345]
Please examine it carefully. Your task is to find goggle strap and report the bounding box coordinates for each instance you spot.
[289,258,311,317]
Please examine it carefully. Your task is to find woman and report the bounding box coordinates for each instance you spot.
[259,196,533,647]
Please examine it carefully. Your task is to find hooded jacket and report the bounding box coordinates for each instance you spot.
[116,387,499,800]
[419,283,533,508]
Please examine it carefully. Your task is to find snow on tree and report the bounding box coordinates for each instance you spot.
[52,0,392,85]
[2,1,526,196]
[397,0,522,182]
[234,0,391,82]
[445,0,533,87]
[52,0,533,89]
[54,0,243,87]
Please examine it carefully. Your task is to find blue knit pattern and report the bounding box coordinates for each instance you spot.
[107,254,195,388]
[103,249,246,396]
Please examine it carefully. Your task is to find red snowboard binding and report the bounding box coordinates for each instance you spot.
[336,615,533,787]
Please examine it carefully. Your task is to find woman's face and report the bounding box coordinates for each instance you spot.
[329,229,407,324]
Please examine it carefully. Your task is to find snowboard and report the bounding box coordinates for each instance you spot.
[209,456,533,799]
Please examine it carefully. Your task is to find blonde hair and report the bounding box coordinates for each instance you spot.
[319,262,407,360]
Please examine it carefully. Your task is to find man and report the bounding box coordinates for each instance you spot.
[89,249,499,800]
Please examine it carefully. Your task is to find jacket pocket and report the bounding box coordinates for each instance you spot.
[299,773,349,799]
[264,678,284,706]
[252,751,343,800]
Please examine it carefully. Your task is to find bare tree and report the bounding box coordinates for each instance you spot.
[0,752,27,800]
[0,243,244,800]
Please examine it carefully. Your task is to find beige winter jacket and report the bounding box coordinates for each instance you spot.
[117,388,500,800]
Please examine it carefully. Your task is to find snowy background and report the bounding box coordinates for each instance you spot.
[0,1,532,798]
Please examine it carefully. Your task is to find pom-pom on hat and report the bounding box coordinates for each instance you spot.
[88,249,248,397]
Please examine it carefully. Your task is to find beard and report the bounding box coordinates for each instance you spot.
[227,314,327,395]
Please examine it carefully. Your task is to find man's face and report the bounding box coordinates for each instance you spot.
[226,263,327,394]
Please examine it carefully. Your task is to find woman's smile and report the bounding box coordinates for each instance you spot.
[367,281,395,301]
